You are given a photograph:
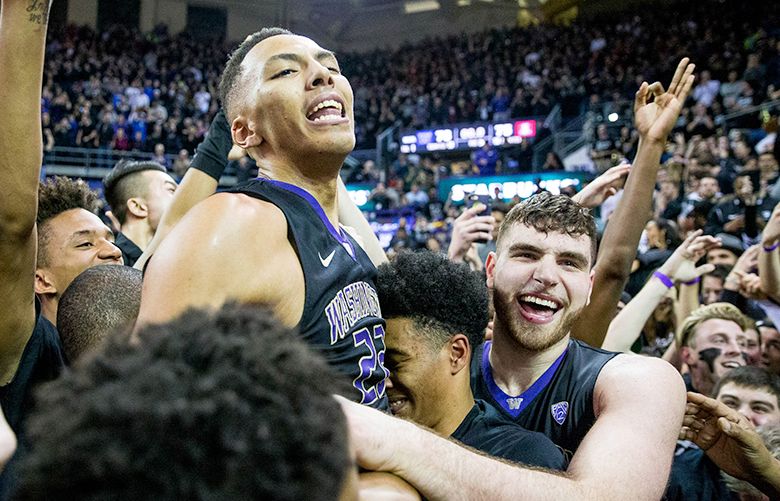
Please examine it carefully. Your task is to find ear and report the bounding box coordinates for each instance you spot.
[126,197,148,219]
[34,268,57,296]
[485,251,497,289]
[586,268,596,305]
[680,345,694,366]
[232,115,263,150]
[448,334,471,375]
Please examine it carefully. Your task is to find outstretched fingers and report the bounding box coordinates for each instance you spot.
[667,57,690,96]
[676,64,696,100]
[634,81,649,113]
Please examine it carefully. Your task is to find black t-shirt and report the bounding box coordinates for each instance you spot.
[0,299,66,435]
[664,443,737,500]
[452,399,567,470]
[114,232,143,267]
[471,338,618,458]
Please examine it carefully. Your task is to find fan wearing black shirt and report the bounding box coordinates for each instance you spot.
[376,251,566,470]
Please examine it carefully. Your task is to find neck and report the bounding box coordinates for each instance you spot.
[434,376,478,437]
[691,369,714,396]
[121,220,154,251]
[40,295,58,326]
[255,154,341,227]
[489,328,569,396]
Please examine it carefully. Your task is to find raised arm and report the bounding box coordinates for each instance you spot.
[759,204,780,302]
[339,356,684,500]
[602,231,718,352]
[572,58,696,347]
[0,0,52,383]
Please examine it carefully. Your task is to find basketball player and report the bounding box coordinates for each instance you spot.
[135,28,389,408]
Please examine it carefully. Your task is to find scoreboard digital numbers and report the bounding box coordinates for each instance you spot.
[399,119,537,154]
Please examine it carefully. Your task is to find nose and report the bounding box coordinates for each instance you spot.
[723,338,742,358]
[101,240,123,263]
[307,60,334,90]
[737,403,759,427]
[531,255,559,288]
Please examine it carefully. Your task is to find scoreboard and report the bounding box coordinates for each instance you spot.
[399,119,537,154]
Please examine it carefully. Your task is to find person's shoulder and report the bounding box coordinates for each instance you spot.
[596,353,685,401]
[182,192,287,237]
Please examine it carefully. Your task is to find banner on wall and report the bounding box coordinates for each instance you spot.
[437,171,589,203]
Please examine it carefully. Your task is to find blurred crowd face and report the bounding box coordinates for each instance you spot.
[488,224,593,352]
[697,177,719,199]
[138,170,178,232]
[716,382,780,428]
[761,325,780,376]
[237,34,355,162]
[384,317,452,429]
[743,327,762,366]
[701,275,725,305]
[707,248,738,267]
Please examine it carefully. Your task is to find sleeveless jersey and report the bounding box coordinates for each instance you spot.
[471,338,618,457]
[229,178,389,410]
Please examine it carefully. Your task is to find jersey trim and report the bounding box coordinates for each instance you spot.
[482,340,568,418]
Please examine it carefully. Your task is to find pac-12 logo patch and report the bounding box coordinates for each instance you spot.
[551,401,569,425]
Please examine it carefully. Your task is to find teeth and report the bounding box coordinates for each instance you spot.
[309,99,343,116]
[520,295,558,309]
[722,362,741,368]
[312,114,344,123]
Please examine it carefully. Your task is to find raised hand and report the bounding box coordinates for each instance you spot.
[634,58,696,143]
[571,163,631,208]
[762,203,780,247]
[447,204,495,263]
[681,392,775,484]
[657,229,720,283]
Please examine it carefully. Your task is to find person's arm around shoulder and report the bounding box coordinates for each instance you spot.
[0,0,52,384]
[134,193,302,329]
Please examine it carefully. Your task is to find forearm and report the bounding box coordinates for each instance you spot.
[134,169,218,270]
[751,458,780,499]
[602,277,669,352]
[0,0,50,232]
[676,282,700,326]
[337,178,387,266]
[576,139,664,344]
[760,239,780,301]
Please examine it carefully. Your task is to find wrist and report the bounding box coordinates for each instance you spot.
[763,240,780,252]
[683,277,701,286]
[653,270,675,288]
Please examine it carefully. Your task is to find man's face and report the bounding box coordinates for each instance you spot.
[717,382,780,428]
[759,154,778,182]
[384,317,453,429]
[707,248,738,267]
[701,275,724,305]
[235,34,355,162]
[684,318,746,392]
[761,326,780,376]
[698,177,719,198]
[487,223,594,352]
[139,170,177,231]
[36,208,123,295]
[491,210,505,241]
[744,328,762,366]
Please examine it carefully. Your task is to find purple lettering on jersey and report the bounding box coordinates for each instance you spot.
[482,341,568,418]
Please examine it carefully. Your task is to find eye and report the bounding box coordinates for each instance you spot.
[272,69,296,79]
[753,405,771,414]
[328,67,341,74]
[76,241,93,248]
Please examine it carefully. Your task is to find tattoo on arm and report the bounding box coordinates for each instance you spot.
[26,0,51,26]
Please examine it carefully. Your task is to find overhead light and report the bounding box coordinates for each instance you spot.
[608,112,619,122]
[404,0,440,13]
[457,0,471,5]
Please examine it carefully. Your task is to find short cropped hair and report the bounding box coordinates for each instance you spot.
[678,302,749,348]
[37,177,100,266]
[17,304,352,500]
[713,366,780,405]
[103,160,167,224]
[56,265,142,362]
[497,192,597,263]
[376,250,489,350]
[219,27,292,119]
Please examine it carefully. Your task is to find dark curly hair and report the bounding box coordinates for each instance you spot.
[17,303,353,500]
[102,160,167,224]
[36,176,100,266]
[57,265,142,363]
[497,191,597,263]
[376,250,489,350]
[219,27,292,120]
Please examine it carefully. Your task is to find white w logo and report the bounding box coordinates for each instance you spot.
[506,397,523,410]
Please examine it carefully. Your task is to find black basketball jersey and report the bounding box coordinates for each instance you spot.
[471,338,618,457]
[229,178,389,410]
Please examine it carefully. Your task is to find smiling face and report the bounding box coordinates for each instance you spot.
[683,318,747,395]
[717,382,780,428]
[230,34,355,168]
[487,223,594,352]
